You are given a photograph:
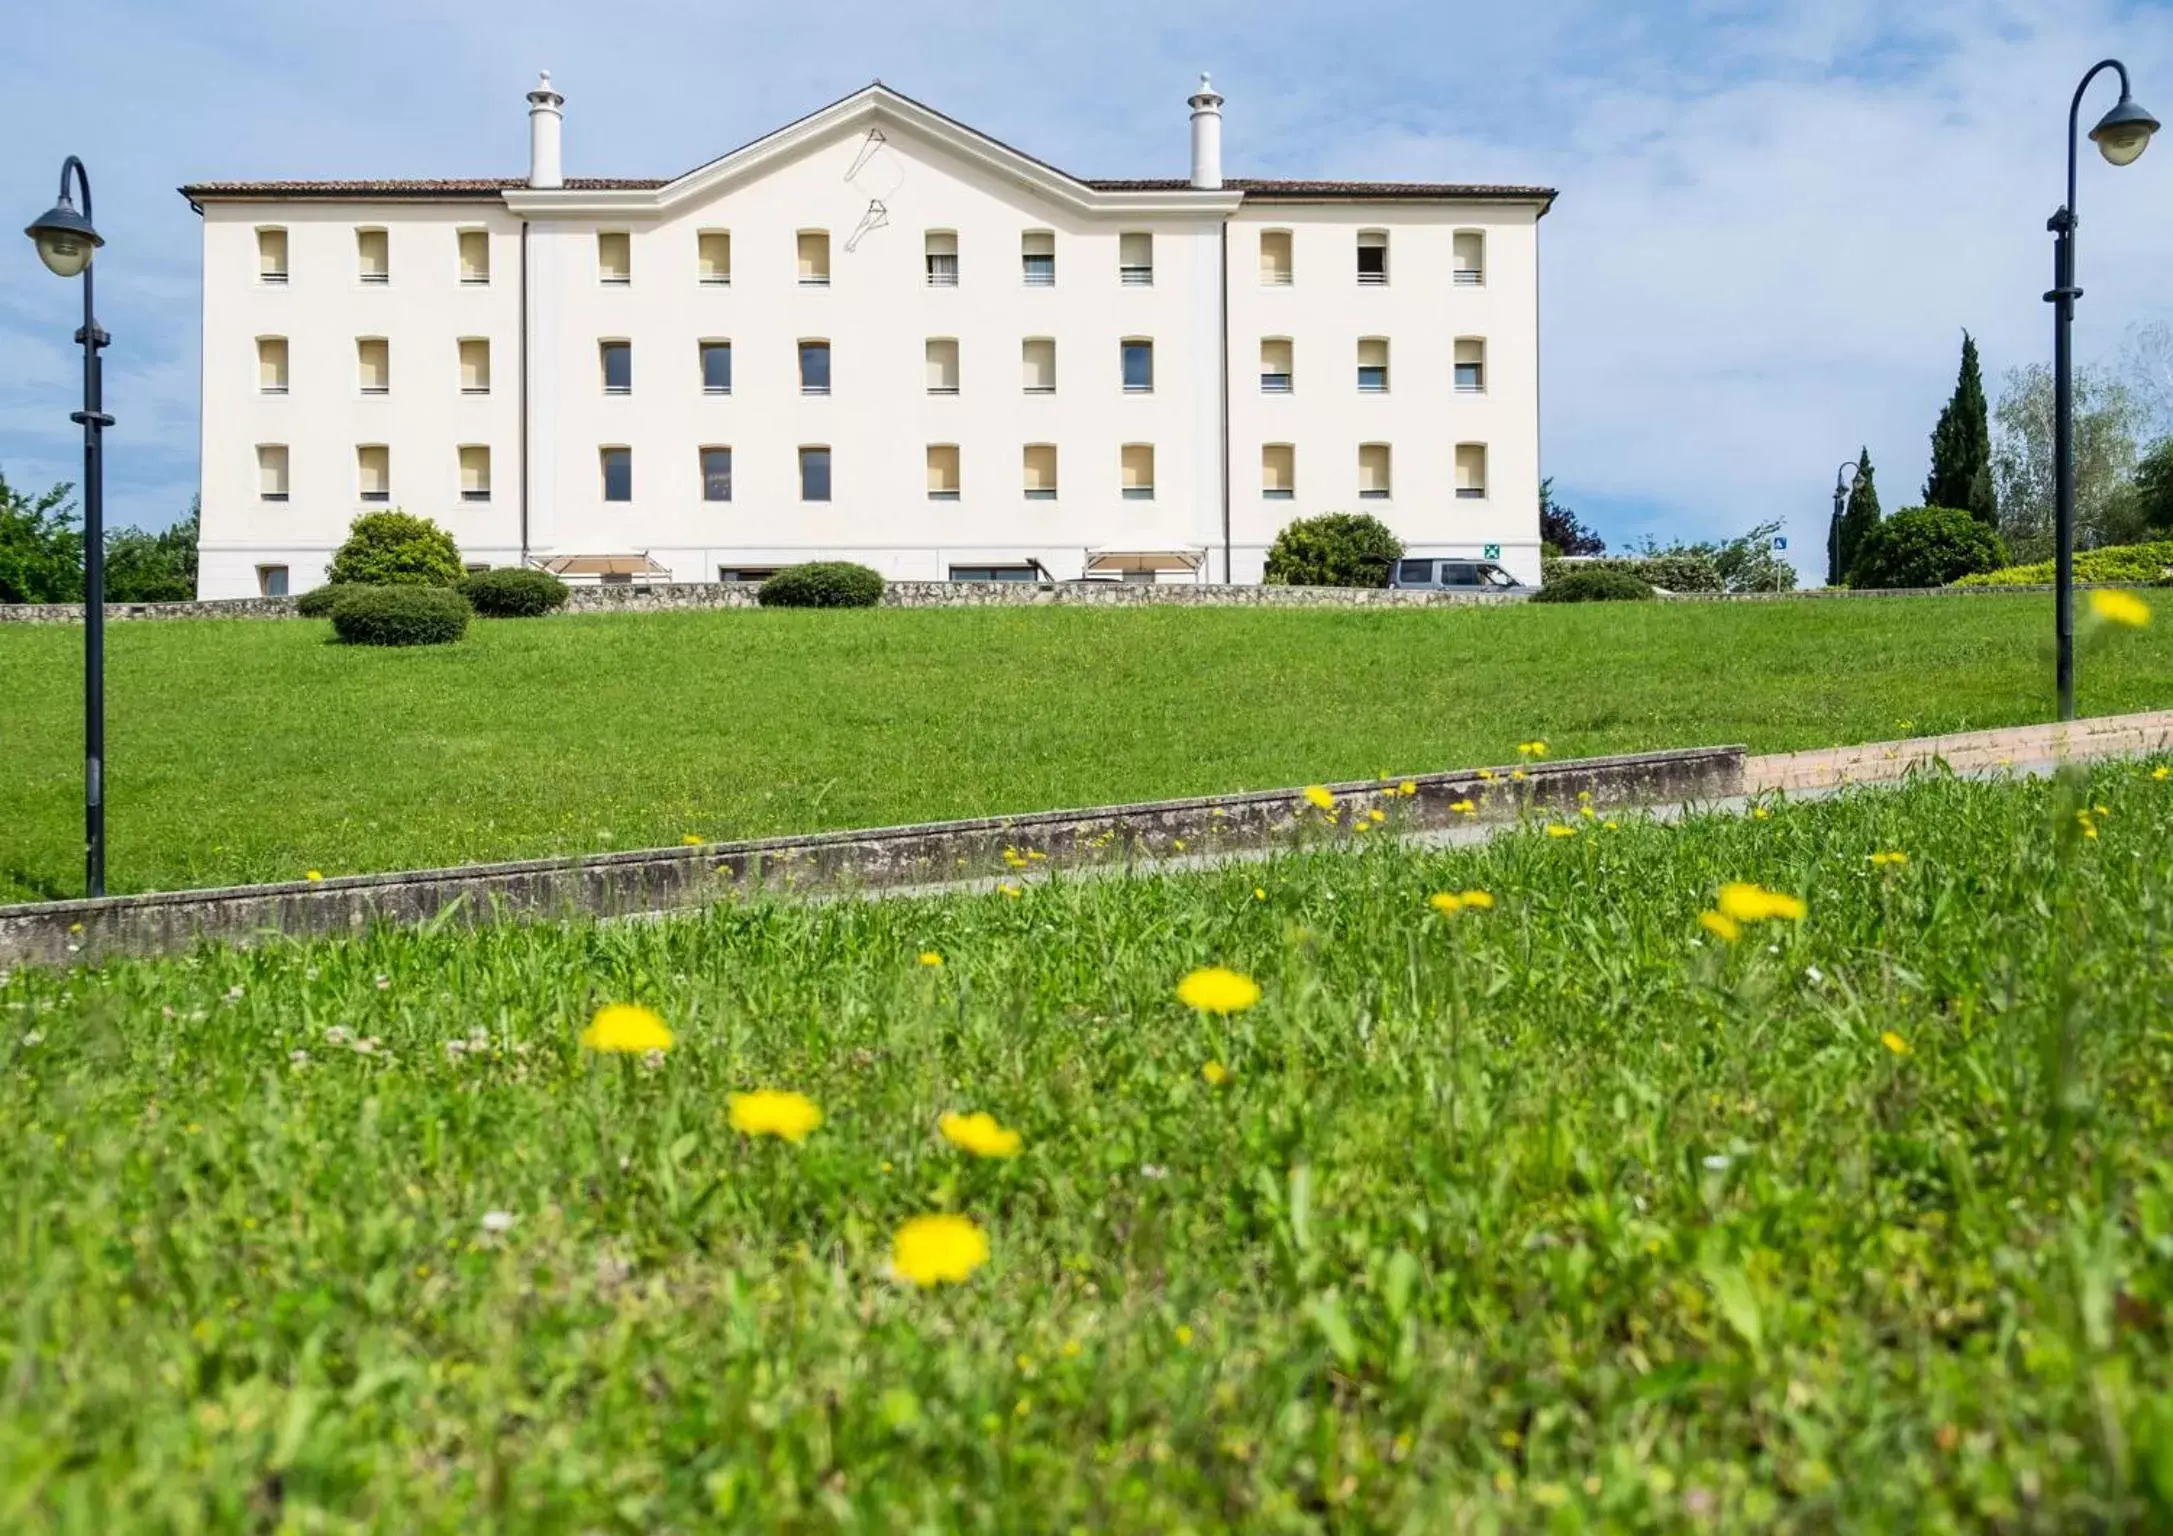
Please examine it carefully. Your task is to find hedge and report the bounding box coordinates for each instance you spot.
[1539,553,1722,594]
[1951,539,2173,588]
[327,511,465,588]
[461,567,570,617]
[329,585,472,646]
[758,563,885,608]
[1530,568,1656,604]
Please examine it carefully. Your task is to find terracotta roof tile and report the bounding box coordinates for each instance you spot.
[1091,177,1556,200]
[179,177,665,199]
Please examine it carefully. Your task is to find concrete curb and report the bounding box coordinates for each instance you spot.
[0,747,1743,969]
[1746,710,2173,793]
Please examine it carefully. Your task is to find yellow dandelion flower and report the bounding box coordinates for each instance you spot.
[1477,769,1497,782]
[1869,851,1909,868]
[999,883,1024,898]
[1577,790,1593,803]
[1604,820,1620,830]
[1751,806,1772,821]
[1177,966,1261,1015]
[891,1213,989,1287]
[1174,1324,1195,1347]
[1061,1338,1083,1359]
[681,834,704,846]
[1716,882,1806,923]
[1368,808,1385,824]
[2153,765,2169,781]
[939,1110,1022,1159]
[728,1089,824,1144]
[918,950,945,967]
[1201,1060,1229,1086]
[580,1004,674,1055]
[1517,740,1548,758]
[1880,1031,1910,1056]
[1429,892,1465,915]
[1303,784,1336,811]
[1353,820,1372,834]
[1697,910,1742,944]
[2089,588,2151,628]
[1511,769,1528,782]
[1459,889,1495,910]
[1398,779,1418,797]
[1253,886,1267,901]
[1450,799,1477,816]
[306,869,324,882]
[1580,805,1598,819]
[1545,824,1580,838]
[1173,838,1188,850]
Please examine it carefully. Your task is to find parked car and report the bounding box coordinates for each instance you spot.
[1389,558,1524,591]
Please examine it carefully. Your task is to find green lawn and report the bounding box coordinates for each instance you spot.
[2,594,2169,901]
[4,767,2172,1528]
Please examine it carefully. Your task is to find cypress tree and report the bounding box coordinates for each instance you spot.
[1925,331,1997,526]
[1838,447,1882,585]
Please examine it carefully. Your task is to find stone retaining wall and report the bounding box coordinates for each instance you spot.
[0,747,1744,968]
[1747,710,2173,793]
[0,579,2115,624]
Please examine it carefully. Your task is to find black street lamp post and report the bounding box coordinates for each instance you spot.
[24,157,113,898]
[1826,459,1861,588]
[2046,62,2158,721]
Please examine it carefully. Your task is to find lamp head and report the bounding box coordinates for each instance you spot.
[2090,93,2160,167]
[25,194,101,278]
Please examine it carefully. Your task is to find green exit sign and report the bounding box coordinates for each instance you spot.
[1482,544,1501,560]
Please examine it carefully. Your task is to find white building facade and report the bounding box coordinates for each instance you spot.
[186,78,1554,598]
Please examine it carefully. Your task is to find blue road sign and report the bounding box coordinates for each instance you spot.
[1772,536,1788,551]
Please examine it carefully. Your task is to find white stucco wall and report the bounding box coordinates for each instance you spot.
[192,91,1546,597]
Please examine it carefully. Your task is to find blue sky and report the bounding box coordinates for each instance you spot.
[4,0,2170,571]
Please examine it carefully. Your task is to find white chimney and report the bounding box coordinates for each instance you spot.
[1188,73,1224,190]
[527,71,564,190]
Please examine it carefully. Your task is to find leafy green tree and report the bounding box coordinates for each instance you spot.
[1837,448,1881,585]
[2133,438,2173,535]
[1262,512,1403,588]
[1539,478,1604,557]
[1848,506,2006,589]
[104,499,200,602]
[0,471,82,603]
[1993,362,2147,558]
[326,511,464,588]
[1925,332,1997,527]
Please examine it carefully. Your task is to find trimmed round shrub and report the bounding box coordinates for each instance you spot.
[1262,512,1404,588]
[461,566,570,617]
[327,511,465,588]
[1531,568,1656,604]
[1848,506,2006,590]
[296,582,376,618]
[758,562,885,608]
[329,585,471,646]
[1952,538,2173,588]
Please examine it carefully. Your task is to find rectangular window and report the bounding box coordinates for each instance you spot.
[1455,337,1487,393]
[1453,230,1485,286]
[1021,230,1055,287]
[800,340,832,395]
[357,444,391,503]
[799,446,832,502]
[1263,443,1295,500]
[1023,444,1058,500]
[700,340,733,395]
[1121,443,1155,500]
[1397,559,1433,584]
[951,566,1041,582]
[924,230,958,287]
[701,446,733,502]
[601,446,632,502]
[598,340,632,395]
[1359,443,1391,500]
[257,337,289,395]
[927,444,961,501]
[459,444,491,502]
[357,337,390,395]
[458,229,490,284]
[1357,230,1388,285]
[1022,337,1056,394]
[1260,337,1293,394]
[257,228,288,284]
[1119,231,1153,285]
[698,230,732,284]
[357,228,388,283]
[1260,229,1293,286]
[256,444,289,501]
[798,231,831,285]
[1358,337,1389,393]
[257,564,290,598]
[1455,442,1488,499]
[718,567,777,583]
[1121,339,1153,393]
[456,338,491,394]
[925,338,960,395]
[598,231,631,285]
